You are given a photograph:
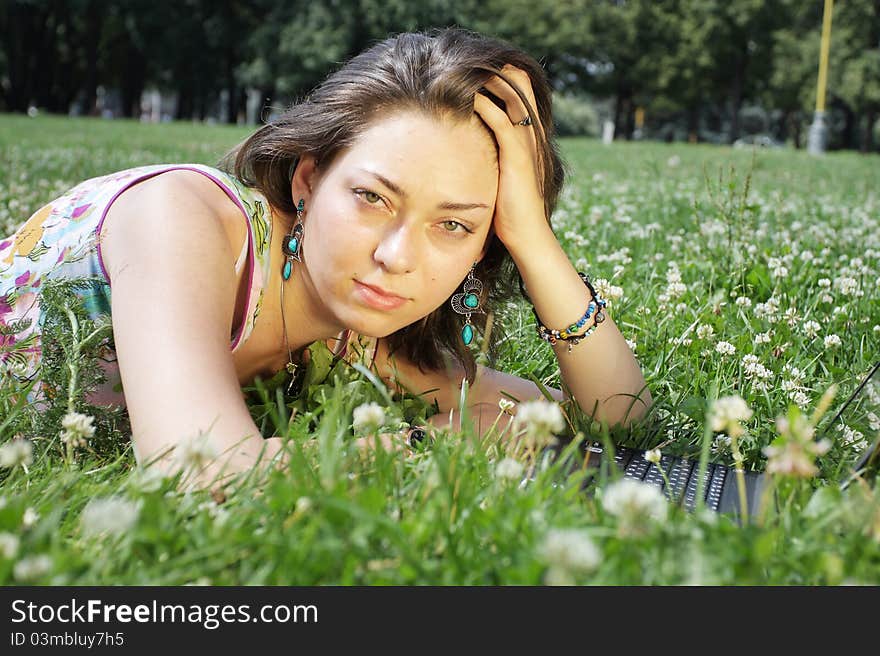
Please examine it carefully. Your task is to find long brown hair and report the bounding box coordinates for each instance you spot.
[222,27,566,386]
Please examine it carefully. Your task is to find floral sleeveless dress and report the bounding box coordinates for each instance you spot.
[0,163,289,410]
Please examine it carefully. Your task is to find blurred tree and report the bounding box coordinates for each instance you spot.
[764,1,822,148]
[0,0,875,152]
[829,0,880,152]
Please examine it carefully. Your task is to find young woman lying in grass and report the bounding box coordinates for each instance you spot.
[0,28,652,490]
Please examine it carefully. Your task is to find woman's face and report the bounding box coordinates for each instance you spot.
[294,110,499,338]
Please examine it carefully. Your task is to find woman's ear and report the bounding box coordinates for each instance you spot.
[290,154,321,205]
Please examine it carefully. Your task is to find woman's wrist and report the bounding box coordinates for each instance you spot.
[503,222,559,268]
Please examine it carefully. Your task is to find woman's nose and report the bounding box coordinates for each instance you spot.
[373,220,418,274]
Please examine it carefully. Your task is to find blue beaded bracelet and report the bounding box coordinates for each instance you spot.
[533,272,607,351]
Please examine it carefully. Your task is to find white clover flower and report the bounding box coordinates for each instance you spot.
[782,364,805,381]
[538,528,602,582]
[174,431,218,472]
[754,297,780,322]
[712,433,732,454]
[735,296,752,308]
[715,341,736,356]
[593,278,624,304]
[0,439,33,468]
[696,324,715,340]
[80,496,141,539]
[764,412,831,478]
[352,402,386,433]
[498,398,516,414]
[708,395,753,437]
[742,355,773,383]
[645,448,661,465]
[495,457,525,481]
[840,425,867,451]
[790,390,810,410]
[512,399,565,442]
[817,278,831,289]
[60,411,96,449]
[764,440,829,477]
[834,276,859,296]
[22,507,39,529]
[13,554,52,582]
[601,479,668,537]
[824,334,842,349]
[667,155,681,167]
[781,379,798,392]
[754,331,772,344]
[666,281,687,298]
[0,532,20,559]
[803,320,821,339]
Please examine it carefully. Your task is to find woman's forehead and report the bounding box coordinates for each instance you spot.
[333,111,498,198]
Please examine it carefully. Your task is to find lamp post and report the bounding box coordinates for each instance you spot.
[808,0,834,155]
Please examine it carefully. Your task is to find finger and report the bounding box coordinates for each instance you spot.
[488,65,545,142]
[482,77,538,165]
[473,92,533,169]
[475,91,545,191]
[493,65,540,126]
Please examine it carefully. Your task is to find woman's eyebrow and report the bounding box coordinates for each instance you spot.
[357,168,490,212]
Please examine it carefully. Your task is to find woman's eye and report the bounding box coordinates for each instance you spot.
[441,220,474,236]
[354,189,384,205]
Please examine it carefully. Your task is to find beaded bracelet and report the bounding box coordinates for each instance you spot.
[533,272,608,352]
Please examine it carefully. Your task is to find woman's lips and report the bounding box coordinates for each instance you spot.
[354,280,408,310]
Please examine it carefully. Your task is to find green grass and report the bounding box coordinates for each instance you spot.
[1,114,879,585]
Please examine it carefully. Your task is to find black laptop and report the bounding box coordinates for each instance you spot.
[552,361,880,519]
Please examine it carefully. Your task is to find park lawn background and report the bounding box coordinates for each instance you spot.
[0,113,878,585]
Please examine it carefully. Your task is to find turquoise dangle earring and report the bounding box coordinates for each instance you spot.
[450,262,483,346]
[281,199,305,280]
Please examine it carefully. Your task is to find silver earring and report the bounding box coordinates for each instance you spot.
[281,199,304,280]
[450,262,483,346]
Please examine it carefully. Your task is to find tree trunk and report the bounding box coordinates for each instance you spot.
[687,105,700,143]
[225,48,238,125]
[613,87,632,141]
[120,45,146,119]
[841,104,857,150]
[863,110,877,153]
[792,111,802,149]
[728,56,746,143]
[30,5,55,111]
[176,86,194,121]
[2,3,32,111]
[83,0,103,116]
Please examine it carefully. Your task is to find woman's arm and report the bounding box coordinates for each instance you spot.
[473,66,653,430]
[100,171,284,491]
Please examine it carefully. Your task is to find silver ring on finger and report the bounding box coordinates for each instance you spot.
[515,115,532,126]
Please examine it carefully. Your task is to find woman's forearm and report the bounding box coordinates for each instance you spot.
[508,225,653,429]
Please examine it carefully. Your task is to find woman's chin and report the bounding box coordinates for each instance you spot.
[338,314,399,339]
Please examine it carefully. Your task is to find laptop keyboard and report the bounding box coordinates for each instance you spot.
[597,444,727,511]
